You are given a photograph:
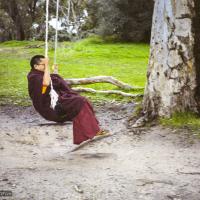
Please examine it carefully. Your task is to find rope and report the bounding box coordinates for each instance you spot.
[45,0,49,58]
[50,80,59,109]
[54,0,60,64]
[45,0,59,110]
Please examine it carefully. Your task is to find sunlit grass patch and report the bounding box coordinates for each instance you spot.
[160,112,200,133]
[0,36,149,105]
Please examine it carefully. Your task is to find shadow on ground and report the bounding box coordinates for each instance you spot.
[0,102,200,200]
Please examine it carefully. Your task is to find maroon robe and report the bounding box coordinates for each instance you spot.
[73,101,100,144]
[27,68,101,144]
[27,69,86,122]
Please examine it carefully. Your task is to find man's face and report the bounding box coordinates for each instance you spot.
[34,58,45,71]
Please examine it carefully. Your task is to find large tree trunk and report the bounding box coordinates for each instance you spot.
[142,0,200,118]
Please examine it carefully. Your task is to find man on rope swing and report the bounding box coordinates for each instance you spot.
[27,55,107,145]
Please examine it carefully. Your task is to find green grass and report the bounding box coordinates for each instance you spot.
[160,112,200,133]
[0,36,149,105]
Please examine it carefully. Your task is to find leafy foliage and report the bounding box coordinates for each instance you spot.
[86,0,154,42]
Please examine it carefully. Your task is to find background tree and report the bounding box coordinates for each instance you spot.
[58,0,88,40]
[0,0,88,41]
[86,0,154,42]
[0,0,44,41]
[0,8,14,41]
[0,0,154,42]
[142,0,200,119]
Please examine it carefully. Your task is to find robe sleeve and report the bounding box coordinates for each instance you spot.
[51,74,74,92]
[29,75,51,108]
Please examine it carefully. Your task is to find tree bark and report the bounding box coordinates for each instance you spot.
[28,0,39,22]
[194,0,200,112]
[143,0,200,118]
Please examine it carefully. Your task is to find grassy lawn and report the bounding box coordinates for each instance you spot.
[0,36,149,105]
[160,112,200,134]
[1,36,200,131]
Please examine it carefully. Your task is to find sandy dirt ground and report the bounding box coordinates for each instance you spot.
[0,102,200,200]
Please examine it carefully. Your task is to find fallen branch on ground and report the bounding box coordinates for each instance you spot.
[72,87,143,98]
[65,76,143,90]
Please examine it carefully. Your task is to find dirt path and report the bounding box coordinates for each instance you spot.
[0,102,200,200]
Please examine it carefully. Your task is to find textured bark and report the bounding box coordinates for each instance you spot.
[143,0,200,118]
[194,0,200,112]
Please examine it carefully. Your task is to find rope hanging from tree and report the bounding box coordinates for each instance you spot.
[45,0,49,58]
[54,0,60,65]
[45,0,60,64]
[45,0,60,109]
[44,0,140,102]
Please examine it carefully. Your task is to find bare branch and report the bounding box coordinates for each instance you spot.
[65,76,143,90]
[72,87,143,98]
